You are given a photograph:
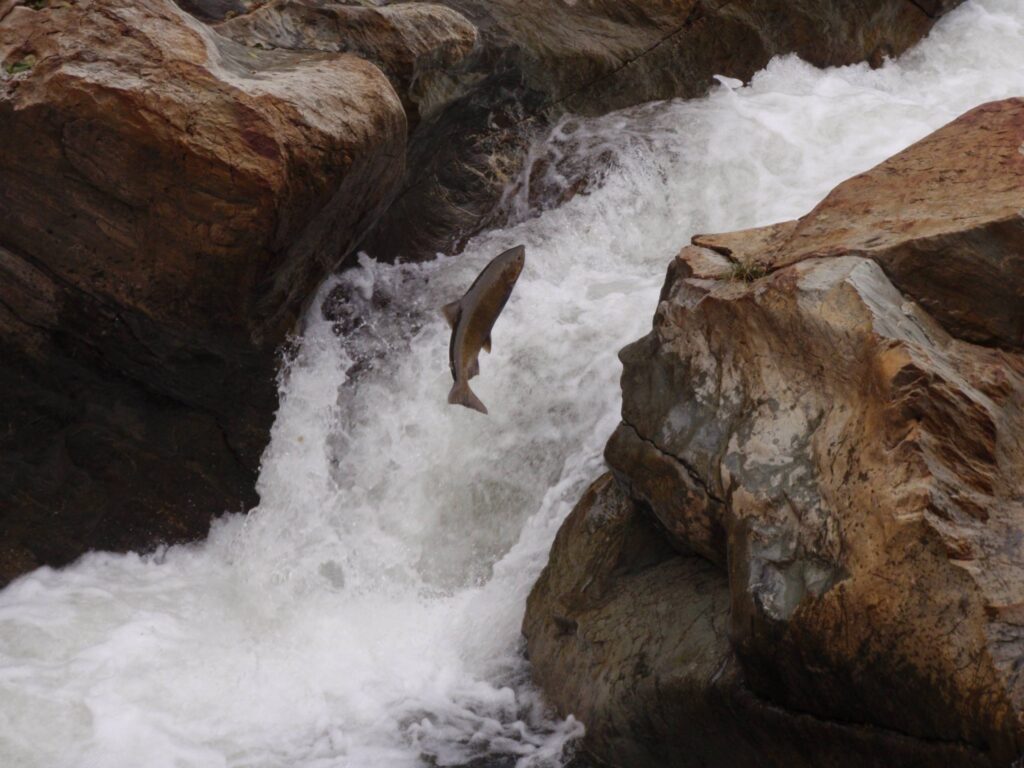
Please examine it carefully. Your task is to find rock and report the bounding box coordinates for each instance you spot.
[525,475,994,768]
[525,99,1024,766]
[212,0,964,262]
[697,98,1024,349]
[0,0,405,584]
[217,1,479,126]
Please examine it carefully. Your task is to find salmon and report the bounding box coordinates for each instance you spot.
[441,245,526,414]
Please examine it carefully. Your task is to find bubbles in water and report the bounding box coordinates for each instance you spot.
[2,1,1024,766]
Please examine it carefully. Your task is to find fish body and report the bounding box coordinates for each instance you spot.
[442,245,526,414]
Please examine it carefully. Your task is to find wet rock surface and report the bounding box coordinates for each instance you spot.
[0,0,405,583]
[524,99,1024,767]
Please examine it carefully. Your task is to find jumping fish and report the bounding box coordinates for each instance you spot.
[441,245,526,414]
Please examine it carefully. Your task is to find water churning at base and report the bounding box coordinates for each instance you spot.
[2,2,1024,766]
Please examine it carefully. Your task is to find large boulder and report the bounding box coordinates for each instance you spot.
[526,475,993,768]
[0,0,405,583]
[524,98,1024,767]
[208,0,966,262]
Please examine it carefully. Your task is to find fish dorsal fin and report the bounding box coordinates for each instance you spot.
[482,335,491,354]
[468,357,480,379]
[441,300,461,329]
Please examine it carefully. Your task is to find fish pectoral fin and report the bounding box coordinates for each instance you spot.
[441,300,461,329]
[448,380,488,415]
[468,357,480,378]
[482,335,491,354]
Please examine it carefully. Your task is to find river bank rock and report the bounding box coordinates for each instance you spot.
[524,98,1024,766]
[0,0,405,584]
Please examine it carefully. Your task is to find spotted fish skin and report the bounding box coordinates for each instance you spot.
[441,245,526,414]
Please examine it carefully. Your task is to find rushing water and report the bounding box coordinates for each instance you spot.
[2,2,1024,766]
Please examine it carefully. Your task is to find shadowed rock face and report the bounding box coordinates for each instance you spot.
[175,0,252,20]
[524,99,1024,767]
[0,0,405,583]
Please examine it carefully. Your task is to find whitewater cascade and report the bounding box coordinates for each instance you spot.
[2,1,1024,765]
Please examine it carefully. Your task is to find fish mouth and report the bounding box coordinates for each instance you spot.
[494,244,525,282]
[508,245,526,274]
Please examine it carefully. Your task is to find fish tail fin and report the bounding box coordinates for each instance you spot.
[448,380,488,415]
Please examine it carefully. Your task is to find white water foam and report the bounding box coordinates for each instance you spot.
[2,1,1023,765]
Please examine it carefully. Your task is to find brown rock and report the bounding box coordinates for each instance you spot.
[525,475,995,767]
[525,99,1024,766]
[216,1,479,125]
[696,99,1024,349]
[0,0,405,583]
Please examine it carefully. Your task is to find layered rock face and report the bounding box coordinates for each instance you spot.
[524,98,1024,767]
[0,0,405,582]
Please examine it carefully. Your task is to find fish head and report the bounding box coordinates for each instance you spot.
[500,245,526,284]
